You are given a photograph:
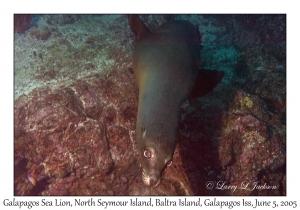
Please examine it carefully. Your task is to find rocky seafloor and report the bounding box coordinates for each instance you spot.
[14,14,286,195]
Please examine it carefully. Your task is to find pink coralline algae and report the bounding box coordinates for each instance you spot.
[14,69,139,195]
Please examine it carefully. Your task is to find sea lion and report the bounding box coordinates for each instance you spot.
[128,15,224,187]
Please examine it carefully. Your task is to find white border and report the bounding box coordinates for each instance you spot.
[1,1,299,209]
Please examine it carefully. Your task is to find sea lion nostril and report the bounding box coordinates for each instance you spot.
[149,178,157,187]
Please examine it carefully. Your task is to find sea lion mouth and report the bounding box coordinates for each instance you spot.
[142,170,161,187]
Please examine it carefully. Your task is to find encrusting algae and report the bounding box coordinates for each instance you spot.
[240,96,253,108]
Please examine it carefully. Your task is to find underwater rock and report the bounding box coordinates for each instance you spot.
[107,125,134,168]
[177,84,285,196]
[14,76,285,195]
[244,70,286,123]
[28,26,53,40]
[14,69,140,195]
[45,14,80,26]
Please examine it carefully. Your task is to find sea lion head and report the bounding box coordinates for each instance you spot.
[137,121,176,187]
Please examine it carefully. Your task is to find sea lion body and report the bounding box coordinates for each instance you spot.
[128,15,223,187]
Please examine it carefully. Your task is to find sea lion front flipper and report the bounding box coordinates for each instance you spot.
[128,15,151,40]
[188,69,224,100]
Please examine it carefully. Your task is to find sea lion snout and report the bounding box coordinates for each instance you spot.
[142,169,161,187]
[140,146,173,187]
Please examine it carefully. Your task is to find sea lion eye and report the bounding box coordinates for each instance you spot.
[144,150,151,158]
[166,160,172,167]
